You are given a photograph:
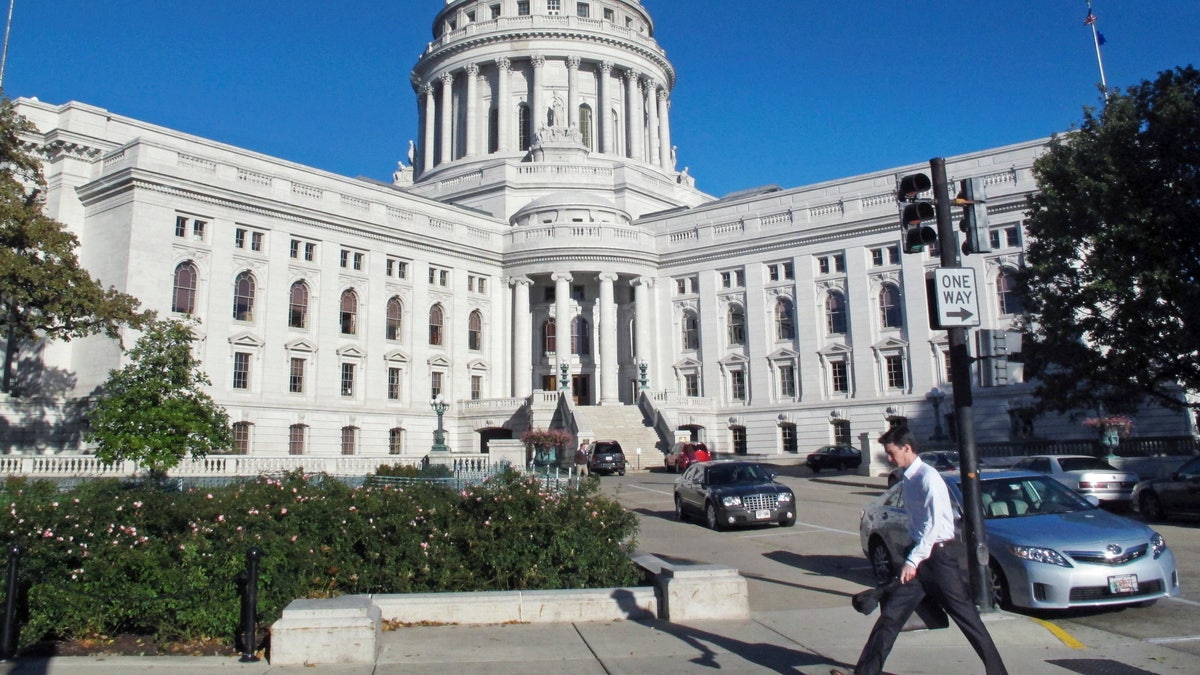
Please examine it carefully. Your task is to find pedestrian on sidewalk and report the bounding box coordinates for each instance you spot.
[574,442,590,478]
[832,426,1007,675]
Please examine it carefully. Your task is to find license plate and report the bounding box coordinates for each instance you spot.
[1109,574,1139,594]
[754,509,771,520]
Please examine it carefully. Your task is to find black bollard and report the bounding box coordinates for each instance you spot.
[239,546,264,663]
[1,543,24,662]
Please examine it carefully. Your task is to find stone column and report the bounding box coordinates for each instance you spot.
[658,90,673,169]
[553,272,573,384]
[531,54,546,135]
[646,79,660,168]
[422,83,436,171]
[632,276,653,367]
[599,61,614,154]
[624,70,643,161]
[567,56,581,129]
[598,272,619,404]
[509,276,533,397]
[495,57,511,152]
[439,71,454,164]
[465,63,479,157]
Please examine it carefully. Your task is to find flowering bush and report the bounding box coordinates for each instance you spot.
[1082,415,1135,438]
[520,427,573,449]
[0,468,639,650]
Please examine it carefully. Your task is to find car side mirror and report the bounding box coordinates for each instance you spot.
[1084,495,1101,507]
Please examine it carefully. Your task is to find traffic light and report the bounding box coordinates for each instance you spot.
[897,172,937,254]
[957,177,993,255]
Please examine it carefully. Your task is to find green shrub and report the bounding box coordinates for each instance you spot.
[0,468,639,647]
[371,462,452,478]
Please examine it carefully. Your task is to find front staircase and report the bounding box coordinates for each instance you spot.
[571,405,664,469]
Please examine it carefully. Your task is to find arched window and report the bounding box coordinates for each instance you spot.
[429,304,445,346]
[233,271,255,322]
[997,269,1027,315]
[386,296,404,341]
[571,317,590,356]
[172,261,197,315]
[542,318,556,353]
[728,304,746,345]
[681,310,699,350]
[826,291,847,335]
[468,310,483,351]
[340,289,358,335]
[579,104,593,150]
[518,104,531,151]
[880,284,902,328]
[288,281,309,329]
[775,298,796,340]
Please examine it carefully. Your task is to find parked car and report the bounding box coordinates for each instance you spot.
[1011,454,1139,504]
[665,441,711,473]
[859,470,1179,610]
[1132,455,1200,521]
[887,451,987,486]
[805,445,862,473]
[587,441,626,476]
[674,460,796,531]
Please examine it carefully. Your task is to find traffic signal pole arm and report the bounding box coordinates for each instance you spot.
[930,157,993,612]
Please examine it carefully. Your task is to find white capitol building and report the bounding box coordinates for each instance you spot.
[3,0,1190,474]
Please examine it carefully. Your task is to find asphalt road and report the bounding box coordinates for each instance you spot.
[598,466,1200,659]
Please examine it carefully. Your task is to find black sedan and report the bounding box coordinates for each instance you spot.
[805,445,862,472]
[1132,455,1200,521]
[674,460,796,531]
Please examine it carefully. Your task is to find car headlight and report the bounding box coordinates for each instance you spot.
[777,492,794,503]
[721,495,742,507]
[1151,532,1167,559]
[1008,545,1072,567]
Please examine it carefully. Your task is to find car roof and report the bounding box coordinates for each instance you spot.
[942,469,1044,484]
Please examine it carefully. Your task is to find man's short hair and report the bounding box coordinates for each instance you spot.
[878,425,917,450]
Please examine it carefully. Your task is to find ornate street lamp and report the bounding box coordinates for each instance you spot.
[429,394,449,452]
[638,360,649,390]
[926,387,947,441]
[558,362,570,390]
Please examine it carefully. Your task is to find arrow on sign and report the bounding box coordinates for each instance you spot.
[946,308,975,321]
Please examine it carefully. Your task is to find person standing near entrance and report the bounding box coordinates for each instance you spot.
[574,442,590,478]
[832,426,1007,675]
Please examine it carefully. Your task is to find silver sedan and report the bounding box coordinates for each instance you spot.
[1010,454,1139,504]
[859,470,1180,610]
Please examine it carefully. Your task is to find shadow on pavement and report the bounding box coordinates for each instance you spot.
[763,550,878,588]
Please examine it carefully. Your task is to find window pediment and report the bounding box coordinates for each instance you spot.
[285,338,316,353]
[871,337,909,351]
[819,343,851,357]
[766,348,799,361]
[228,332,264,348]
[718,353,750,366]
[428,355,452,368]
[672,357,702,370]
[337,345,365,359]
[383,349,410,364]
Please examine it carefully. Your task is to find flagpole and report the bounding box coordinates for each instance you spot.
[0,0,13,92]
[1085,0,1108,93]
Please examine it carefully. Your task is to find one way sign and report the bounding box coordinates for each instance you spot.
[929,268,981,328]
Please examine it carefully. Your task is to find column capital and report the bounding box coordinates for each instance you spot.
[566,55,581,70]
[623,68,641,83]
[598,272,620,283]
[422,82,435,96]
[466,63,480,77]
[551,272,573,284]
[631,276,655,288]
[600,60,614,74]
[531,53,546,69]
[495,56,511,72]
[507,275,534,288]
[658,88,669,102]
[440,71,454,85]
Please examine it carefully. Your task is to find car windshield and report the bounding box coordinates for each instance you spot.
[971,475,1095,518]
[1058,457,1117,472]
[708,464,769,485]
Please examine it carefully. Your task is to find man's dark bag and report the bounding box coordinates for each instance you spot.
[851,579,949,632]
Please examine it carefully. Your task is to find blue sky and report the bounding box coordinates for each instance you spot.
[5,1,1197,198]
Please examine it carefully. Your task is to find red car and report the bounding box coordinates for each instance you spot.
[665,441,712,473]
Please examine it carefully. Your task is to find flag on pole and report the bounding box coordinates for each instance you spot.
[1084,10,1097,26]
[1097,31,1107,46]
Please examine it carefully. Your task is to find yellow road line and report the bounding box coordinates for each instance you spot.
[1031,617,1086,649]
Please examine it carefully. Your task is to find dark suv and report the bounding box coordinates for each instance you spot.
[588,441,626,476]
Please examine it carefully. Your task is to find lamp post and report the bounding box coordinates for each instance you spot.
[927,387,947,441]
[558,362,570,390]
[429,394,449,452]
[638,360,649,390]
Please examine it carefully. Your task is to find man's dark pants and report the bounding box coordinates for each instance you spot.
[853,543,1008,675]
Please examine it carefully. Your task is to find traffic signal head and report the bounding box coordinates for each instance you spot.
[898,173,932,201]
[957,177,993,255]
[901,202,937,253]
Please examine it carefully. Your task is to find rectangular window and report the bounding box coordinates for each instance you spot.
[175,216,187,238]
[235,228,246,249]
[833,419,851,446]
[192,220,206,241]
[547,0,561,14]
[603,8,615,21]
[721,271,732,288]
[833,254,845,273]
[341,427,357,455]
[871,248,884,267]
[676,279,687,295]
[685,373,699,397]
[831,361,848,393]
[431,371,443,399]
[571,285,585,301]
[782,262,794,279]
[779,365,796,397]
[305,242,316,261]
[353,252,364,271]
[887,246,900,265]
[289,357,305,393]
[290,239,300,258]
[490,4,501,20]
[576,2,589,18]
[944,349,953,383]
[387,257,409,279]
[233,423,251,454]
[340,249,350,268]
[233,352,250,390]
[289,425,305,455]
[781,423,797,454]
[517,1,530,16]
[440,270,449,286]
[251,231,263,251]
[818,257,830,275]
[341,363,355,397]
[732,426,747,455]
[769,264,780,281]
[471,375,482,400]
[389,428,403,455]
[388,367,401,400]
[886,355,905,389]
[731,371,746,401]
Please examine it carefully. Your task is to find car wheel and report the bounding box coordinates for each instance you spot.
[618,469,625,476]
[868,538,894,582]
[836,461,846,471]
[810,465,820,474]
[674,495,687,522]
[989,563,1012,610]
[1140,492,1166,522]
[705,502,724,531]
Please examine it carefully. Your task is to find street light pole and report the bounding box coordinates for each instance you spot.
[429,394,449,452]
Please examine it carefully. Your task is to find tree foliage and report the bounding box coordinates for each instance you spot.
[86,319,232,475]
[0,98,148,394]
[1020,66,1200,414]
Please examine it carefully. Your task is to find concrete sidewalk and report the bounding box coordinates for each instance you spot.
[1,602,1195,673]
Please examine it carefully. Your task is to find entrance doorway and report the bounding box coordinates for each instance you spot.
[572,374,591,405]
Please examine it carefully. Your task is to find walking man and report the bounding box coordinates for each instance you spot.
[833,426,1007,675]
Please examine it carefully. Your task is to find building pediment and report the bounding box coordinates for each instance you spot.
[718,353,750,366]
[818,343,852,357]
[228,332,265,348]
[285,338,317,353]
[336,345,365,359]
[871,337,909,351]
[383,349,409,364]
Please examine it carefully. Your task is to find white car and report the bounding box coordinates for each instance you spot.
[1010,455,1139,504]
